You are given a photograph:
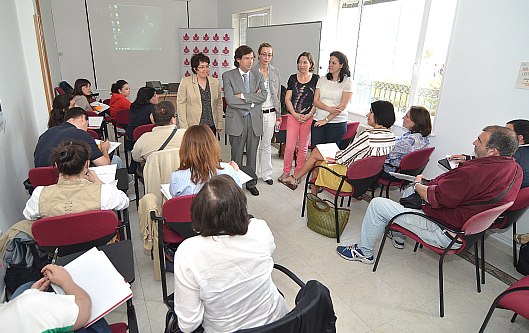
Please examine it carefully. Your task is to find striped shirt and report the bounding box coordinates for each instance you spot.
[336,128,395,166]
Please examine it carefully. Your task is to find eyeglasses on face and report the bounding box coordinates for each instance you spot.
[260,53,273,57]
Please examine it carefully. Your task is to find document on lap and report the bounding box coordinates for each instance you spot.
[95,139,121,154]
[89,164,117,185]
[316,143,340,164]
[51,247,133,328]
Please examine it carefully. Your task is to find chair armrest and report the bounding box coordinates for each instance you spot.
[273,264,305,288]
[308,164,346,180]
[150,211,164,223]
[388,211,464,236]
[166,222,198,239]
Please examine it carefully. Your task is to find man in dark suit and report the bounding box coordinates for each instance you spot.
[222,45,267,196]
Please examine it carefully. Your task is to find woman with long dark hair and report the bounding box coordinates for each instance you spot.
[71,78,94,112]
[109,79,131,120]
[47,94,75,128]
[125,86,158,142]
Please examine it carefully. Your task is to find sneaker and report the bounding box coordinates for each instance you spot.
[336,244,374,264]
[387,231,405,249]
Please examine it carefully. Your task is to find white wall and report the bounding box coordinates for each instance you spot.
[0,0,48,233]
[38,0,62,89]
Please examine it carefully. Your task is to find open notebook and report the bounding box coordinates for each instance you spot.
[51,248,133,327]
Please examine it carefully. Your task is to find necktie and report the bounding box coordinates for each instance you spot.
[242,73,250,93]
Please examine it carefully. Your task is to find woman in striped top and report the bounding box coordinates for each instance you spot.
[281,100,395,193]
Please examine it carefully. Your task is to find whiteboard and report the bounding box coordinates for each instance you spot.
[247,22,321,87]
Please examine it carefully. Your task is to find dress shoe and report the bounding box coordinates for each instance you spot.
[247,187,260,196]
[264,179,273,185]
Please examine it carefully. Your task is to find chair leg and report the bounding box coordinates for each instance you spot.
[379,185,384,197]
[301,177,310,217]
[334,196,340,243]
[134,175,140,210]
[373,226,391,272]
[414,242,419,252]
[439,254,446,317]
[478,306,497,333]
[385,185,390,198]
[347,196,352,207]
[475,242,482,293]
[481,234,486,285]
[511,313,518,323]
[513,222,518,267]
[340,197,344,206]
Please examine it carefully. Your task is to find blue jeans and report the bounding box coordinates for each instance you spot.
[357,187,461,257]
[310,121,347,147]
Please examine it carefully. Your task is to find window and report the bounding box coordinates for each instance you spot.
[337,0,457,118]
[233,8,270,48]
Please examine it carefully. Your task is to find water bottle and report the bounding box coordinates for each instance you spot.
[274,117,281,132]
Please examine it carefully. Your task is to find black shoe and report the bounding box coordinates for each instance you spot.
[265,179,273,185]
[247,187,260,196]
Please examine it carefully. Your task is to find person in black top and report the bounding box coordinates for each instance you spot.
[34,107,111,167]
[125,87,159,145]
[507,119,529,188]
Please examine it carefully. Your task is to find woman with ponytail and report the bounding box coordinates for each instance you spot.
[109,79,132,120]
[23,141,129,220]
[47,94,75,128]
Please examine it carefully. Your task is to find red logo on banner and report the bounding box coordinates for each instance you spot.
[222,47,230,55]
[185,70,191,77]
[212,59,218,66]
[213,33,219,41]
[222,59,230,67]
[193,46,200,54]
[202,46,209,54]
[212,71,218,78]
[184,46,190,54]
[203,33,209,41]
[184,58,190,66]
[212,46,219,54]
[223,33,230,41]
[183,33,190,41]
[193,33,200,41]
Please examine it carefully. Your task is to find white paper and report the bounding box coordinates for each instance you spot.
[388,172,417,182]
[236,169,253,185]
[316,143,340,160]
[89,164,117,184]
[445,155,460,169]
[515,62,529,89]
[88,116,104,128]
[90,101,110,113]
[51,248,132,327]
[94,139,121,154]
[161,183,172,200]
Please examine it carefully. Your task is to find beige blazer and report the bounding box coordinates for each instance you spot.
[177,74,224,130]
[143,148,181,203]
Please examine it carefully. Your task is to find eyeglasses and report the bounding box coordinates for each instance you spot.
[197,65,210,69]
[260,53,273,57]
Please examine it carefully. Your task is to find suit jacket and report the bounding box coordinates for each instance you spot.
[253,63,281,113]
[222,68,267,137]
[177,74,224,130]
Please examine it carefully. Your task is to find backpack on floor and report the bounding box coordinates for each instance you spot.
[516,244,529,275]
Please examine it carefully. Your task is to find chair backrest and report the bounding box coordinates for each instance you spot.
[86,110,98,117]
[346,155,386,196]
[144,148,181,202]
[115,109,130,126]
[133,123,156,141]
[494,187,529,229]
[162,194,197,239]
[279,114,289,131]
[31,210,119,256]
[28,167,59,187]
[462,202,514,236]
[87,129,99,139]
[399,147,435,175]
[342,121,360,141]
[54,86,65,96]
[236,280,336,333]
[103,98,111,105]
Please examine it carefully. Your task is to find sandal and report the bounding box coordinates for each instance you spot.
[281,176,300,190]
[278,173,289,182]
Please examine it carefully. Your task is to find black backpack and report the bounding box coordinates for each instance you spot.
[59,81,74,95]
[516,244,529,275]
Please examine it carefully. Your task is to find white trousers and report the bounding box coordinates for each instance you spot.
[257,111,276,181]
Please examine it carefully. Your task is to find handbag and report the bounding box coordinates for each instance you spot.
[306,193,350,238]
[399,192,424,209]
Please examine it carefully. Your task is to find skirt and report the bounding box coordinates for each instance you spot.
[314,162,352,192]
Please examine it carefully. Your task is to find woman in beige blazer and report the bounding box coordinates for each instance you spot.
[177,53,224,133]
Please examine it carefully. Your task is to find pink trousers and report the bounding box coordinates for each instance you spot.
[283,114,312,175]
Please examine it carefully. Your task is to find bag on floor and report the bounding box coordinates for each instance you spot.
[516,244,529,275]
[306,193,350,238]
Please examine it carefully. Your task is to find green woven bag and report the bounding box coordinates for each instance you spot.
[306,193,350,238]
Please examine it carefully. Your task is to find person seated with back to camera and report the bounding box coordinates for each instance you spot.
[173,175,288,333]
[0,264,96,333]
[131,100,186,165]
[24,141,129,220]
[337,125,521,263]
[169,125,241,197]
[379,106,432,181]
[48,94,76,128]
[281,100,396,193]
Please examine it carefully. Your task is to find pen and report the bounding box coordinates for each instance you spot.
[51,247,59,265]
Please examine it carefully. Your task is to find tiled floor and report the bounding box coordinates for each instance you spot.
[106,143,529,332]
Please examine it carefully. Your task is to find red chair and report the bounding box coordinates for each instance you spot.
[150,195,198,306]
[479,187,529,283]
[377,147,435,198]
[54,87,65,96]
[373,202,514,317]
[338,121,360,150]
[479,275,529,332]
[28,167,59,188]
[301,155,387,243]
[87,129,99,139]
[131,124,156,208]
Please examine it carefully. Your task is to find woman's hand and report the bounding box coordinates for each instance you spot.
[314,119,327,127]
[328,106,343,115]
[83,170,103,184]
[229,161,239,171]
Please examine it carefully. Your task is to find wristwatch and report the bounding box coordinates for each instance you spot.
[325,117,329,122]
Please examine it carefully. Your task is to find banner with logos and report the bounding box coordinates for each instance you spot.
[179,28,234,90]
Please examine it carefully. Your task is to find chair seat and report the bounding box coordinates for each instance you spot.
[498,276,529,320]
[391,224,463,256]
[163,224,185,243]
[311,177,354,197]
[377,177,400,187]
[109,322,128,333]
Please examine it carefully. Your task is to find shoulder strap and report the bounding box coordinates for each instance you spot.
[158,128,178,151]
[462,167,518,206]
